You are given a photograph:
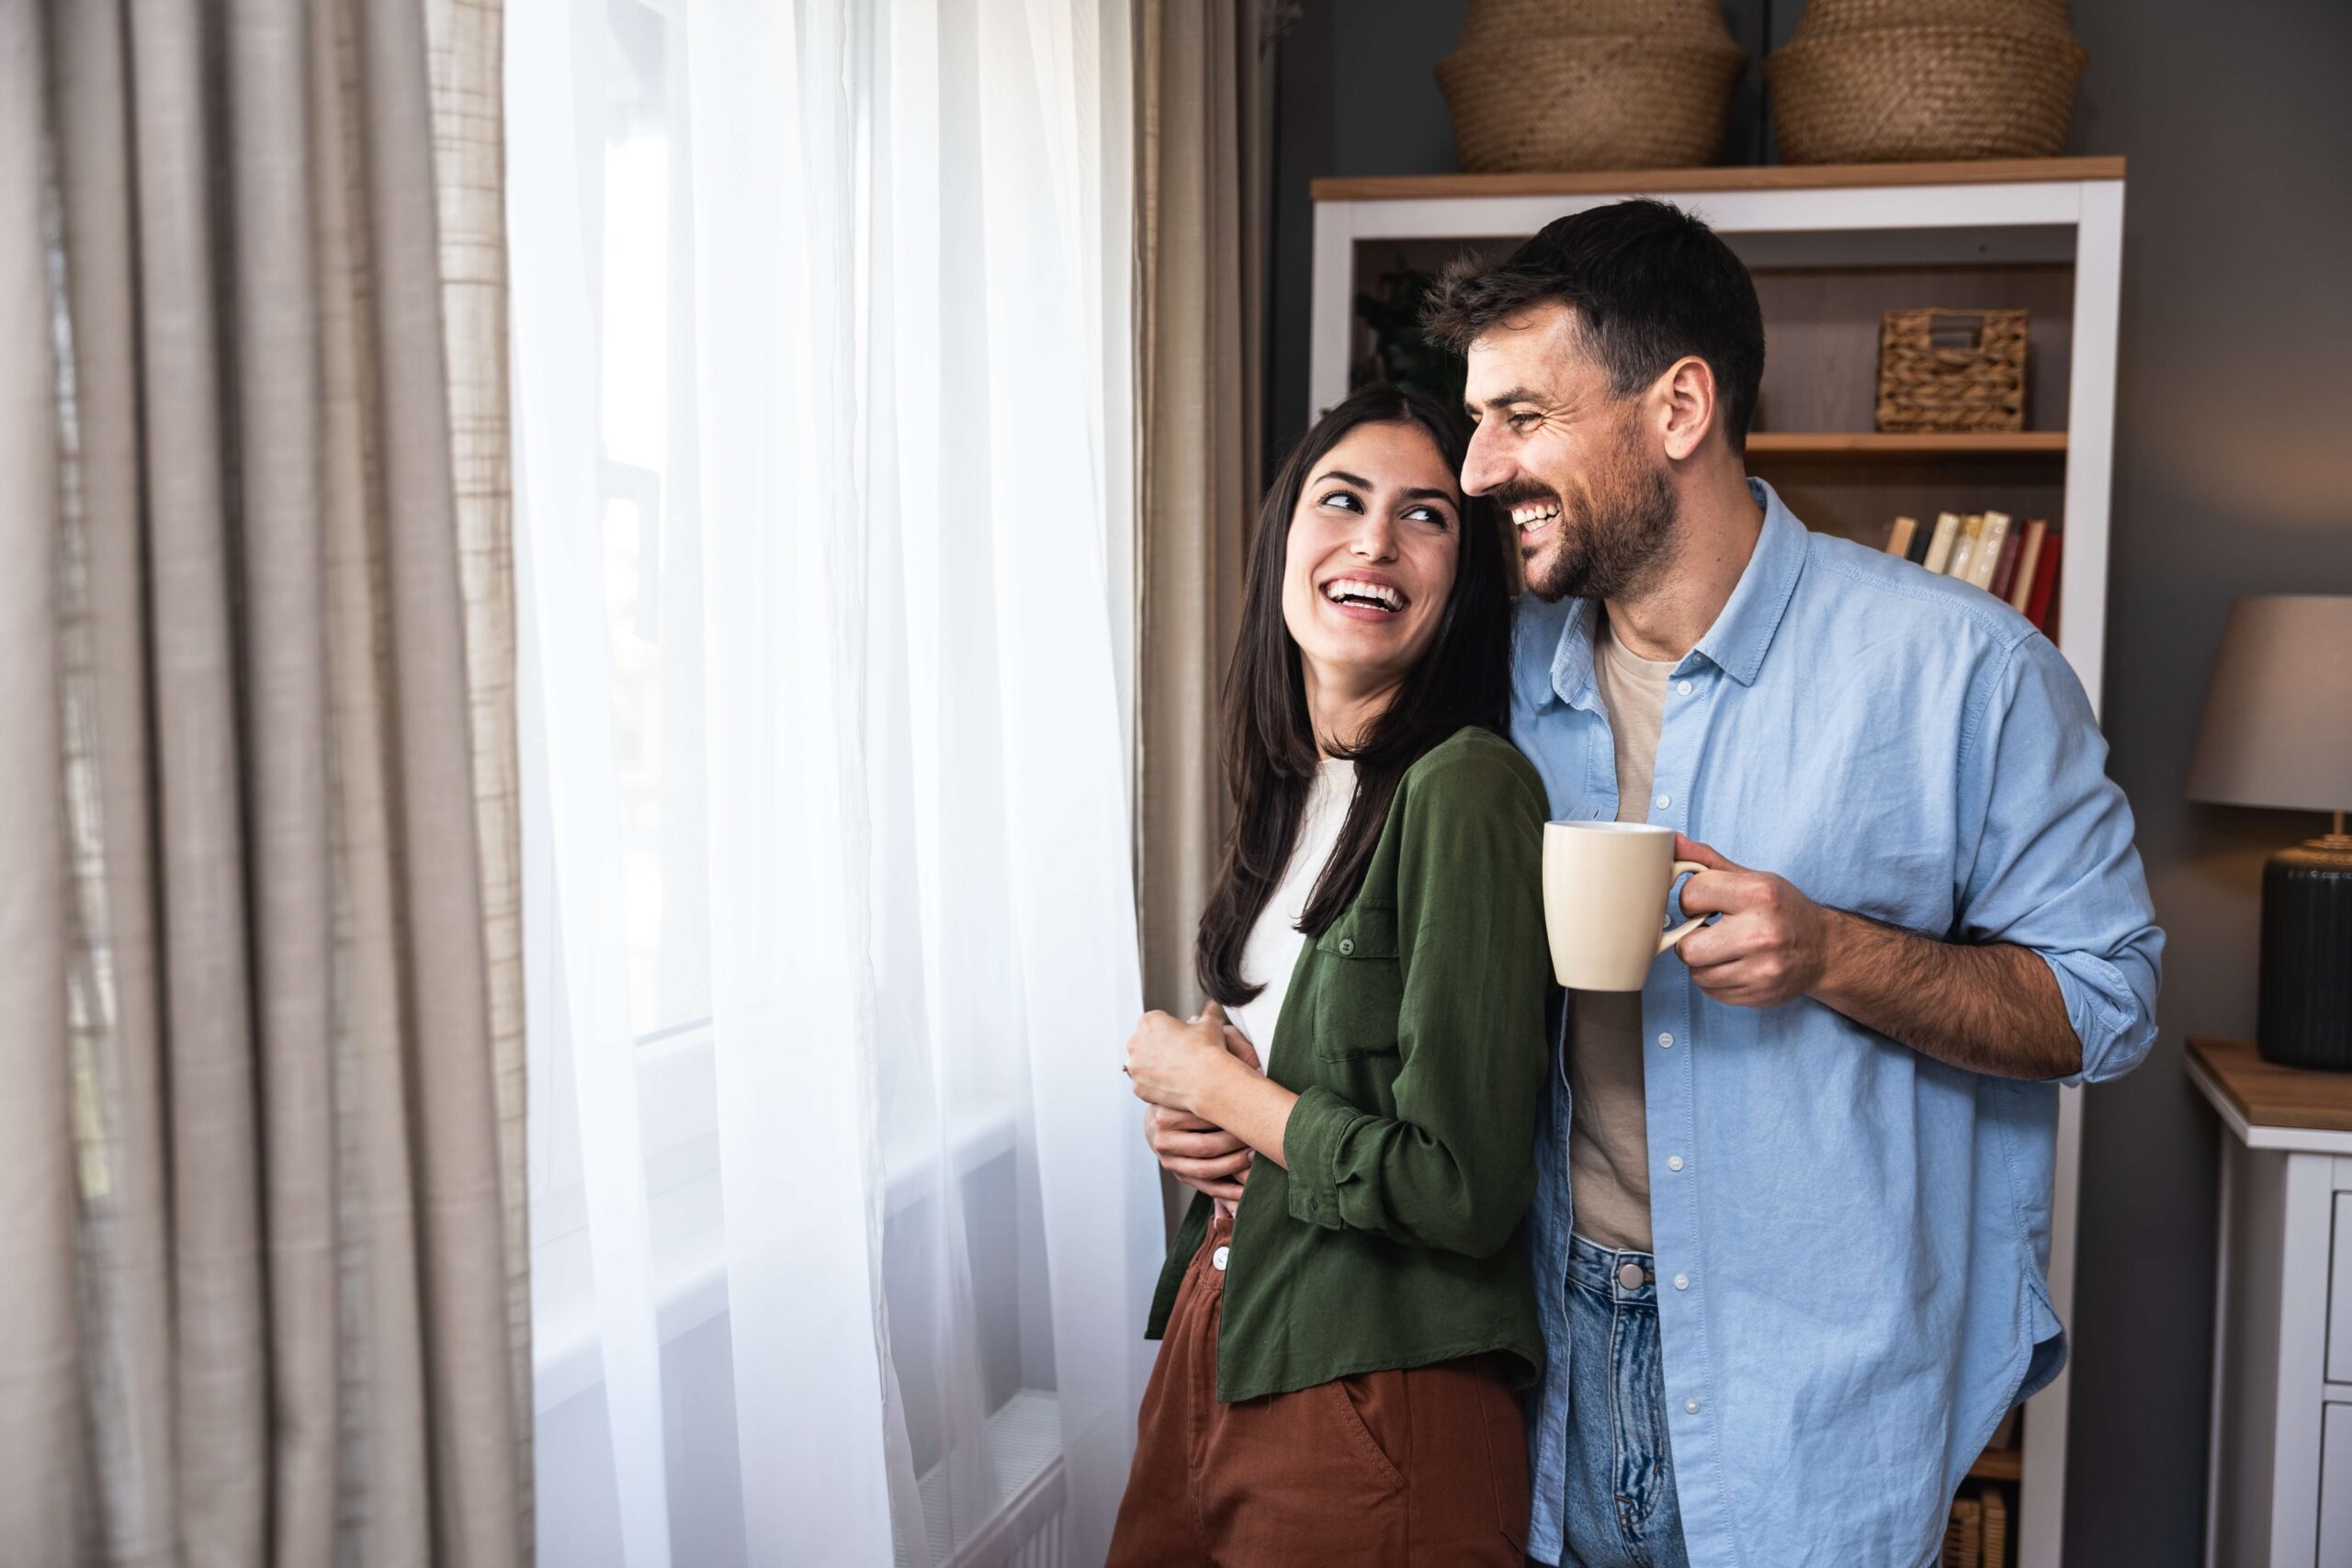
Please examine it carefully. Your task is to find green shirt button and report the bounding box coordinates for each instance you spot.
[1338,937,1354,954]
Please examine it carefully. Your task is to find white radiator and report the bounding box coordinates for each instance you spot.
[899,1390,1068,1568]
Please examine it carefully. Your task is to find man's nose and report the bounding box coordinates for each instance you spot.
[1462,423,1509,497]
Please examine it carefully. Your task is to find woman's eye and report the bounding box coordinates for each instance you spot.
[1404,505,1452,527]
[1320,491,1363,512]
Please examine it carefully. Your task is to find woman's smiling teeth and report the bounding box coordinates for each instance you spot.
[1510,499,1562,533]
[1323,577,1406,613]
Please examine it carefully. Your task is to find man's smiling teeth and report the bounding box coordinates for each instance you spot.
[1324,578,1404,612]
[1510,500,1562,531]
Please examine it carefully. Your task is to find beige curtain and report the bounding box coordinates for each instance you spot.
[1135,0,1274,1032]
[0,2,527,1563]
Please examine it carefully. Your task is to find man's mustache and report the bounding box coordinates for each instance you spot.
[1488,480,1563,512]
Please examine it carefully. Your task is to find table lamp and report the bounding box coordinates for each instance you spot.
[2187,595,2352,1069]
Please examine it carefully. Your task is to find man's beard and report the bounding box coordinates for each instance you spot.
[1513,433,1680,605]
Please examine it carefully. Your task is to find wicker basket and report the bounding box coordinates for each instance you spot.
[1765,0,2086,164]
[1876,307,2027,432]
[1941,1496,1983,1568]
[1437,0,1747,174]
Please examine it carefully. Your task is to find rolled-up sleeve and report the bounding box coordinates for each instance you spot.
[1956,634,2164,1084]
[1280,746,1554,1257]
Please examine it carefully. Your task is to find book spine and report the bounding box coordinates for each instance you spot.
[2007,519,2048,612]
[2026,532,2063,632]
[1884,514,1918,558]
[1921,512,1961,574]
[1906,521,1935,566]
[1946,513,1986,581]
[1987,522,2022,600]
[1969,512,2012,592]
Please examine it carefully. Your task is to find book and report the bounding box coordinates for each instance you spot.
[1968,512,2012,592]
[1884,515,1918,558]
[1945,513,1986,581]
[2007,520,2049,612]
[1987,525,2022,601]
[1907,522,1935,566]
[1982,1487,2009,1568]
[1921,512,1962,574]
[2025,532,2063,633]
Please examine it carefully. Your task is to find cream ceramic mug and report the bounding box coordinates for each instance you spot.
[1543,821,1709,992]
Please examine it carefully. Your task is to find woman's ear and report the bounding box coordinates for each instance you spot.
[1657,355,1718,463]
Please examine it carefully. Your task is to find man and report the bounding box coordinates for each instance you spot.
[1421,199,2162,1567]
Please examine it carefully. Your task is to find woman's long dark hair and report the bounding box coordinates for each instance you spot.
[1195,383,1511,1008]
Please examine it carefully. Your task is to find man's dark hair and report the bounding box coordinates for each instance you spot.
[1421,198,1766,457]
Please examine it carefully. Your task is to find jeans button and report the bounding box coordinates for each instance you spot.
[1616,1261,1645,1292]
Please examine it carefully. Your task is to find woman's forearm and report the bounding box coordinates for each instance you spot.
[1192,1055,1296,1170]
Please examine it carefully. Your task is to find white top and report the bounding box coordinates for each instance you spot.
[1228,759,1358,1076]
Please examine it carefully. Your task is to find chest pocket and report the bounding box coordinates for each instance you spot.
[1312,903,1404,1060]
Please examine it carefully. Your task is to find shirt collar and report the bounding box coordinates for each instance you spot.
[1691,477,1808,688]
[1535,476,1808,707]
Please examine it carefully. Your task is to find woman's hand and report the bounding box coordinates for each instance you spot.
[1125,1001,1244,1117]
[1143,1021,1263,1201]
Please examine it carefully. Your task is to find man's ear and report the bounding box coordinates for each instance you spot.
[1657,355,1718,463]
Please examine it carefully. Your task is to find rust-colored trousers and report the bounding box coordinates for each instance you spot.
[1106,1213,1530,1565]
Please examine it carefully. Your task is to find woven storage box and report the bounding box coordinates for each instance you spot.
[1941,1496,1983,1568]
[1437,0,1746,173]
[1876,307,2027,432]
[1764,0,2086,164]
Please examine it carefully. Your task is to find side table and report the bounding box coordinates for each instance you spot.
[2187,1036,2352,1567]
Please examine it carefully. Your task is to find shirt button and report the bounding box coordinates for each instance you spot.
[1674,1273,1690,1291]
[1338,937,1353,955]
[1212,1246,1229,1271]
[1677,681,1693,696]
[1657,1032,1674,1048]
[1685,1398,1702,1415]
[1668,1155,1685,1172]
[1656,794,1670,809]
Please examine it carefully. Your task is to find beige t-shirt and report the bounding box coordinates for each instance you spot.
[1568,615,1678,1252]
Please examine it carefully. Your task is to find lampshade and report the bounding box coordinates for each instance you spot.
[2186,595,2352,813]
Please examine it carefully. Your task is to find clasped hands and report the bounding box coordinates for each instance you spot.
[1130,1001,1260,1204]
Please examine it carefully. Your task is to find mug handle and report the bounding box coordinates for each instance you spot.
[1656,861,1711,954]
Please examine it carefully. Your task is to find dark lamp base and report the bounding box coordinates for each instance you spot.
[2258,833,2352,1071]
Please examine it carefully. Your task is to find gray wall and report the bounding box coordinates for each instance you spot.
[1265,5,2352,1562]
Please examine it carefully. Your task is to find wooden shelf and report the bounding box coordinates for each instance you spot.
[1312,156,2126,203]
[1747,432,2068,459]
[1970,1446,2025,1483]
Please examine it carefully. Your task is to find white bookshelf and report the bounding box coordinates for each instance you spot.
[1310,157,2128,1568]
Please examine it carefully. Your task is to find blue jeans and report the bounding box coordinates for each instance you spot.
[1552,1233,1690,1568]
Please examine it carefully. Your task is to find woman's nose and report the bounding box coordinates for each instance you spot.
[1351,515,1398,560]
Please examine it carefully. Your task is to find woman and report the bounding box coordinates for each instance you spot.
[1109,385,1553,1564]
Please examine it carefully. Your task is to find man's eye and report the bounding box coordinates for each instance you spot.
[1509,412,1541,432]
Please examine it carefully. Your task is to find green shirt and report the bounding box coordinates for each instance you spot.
[1147,726,1554,1403]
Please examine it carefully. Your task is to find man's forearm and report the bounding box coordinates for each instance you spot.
[1810,910,2081,1079]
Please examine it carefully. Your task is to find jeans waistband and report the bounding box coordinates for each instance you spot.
[1566,1230,1657,1304]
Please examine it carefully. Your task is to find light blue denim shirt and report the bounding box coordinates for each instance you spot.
[1513,479,2162,1567]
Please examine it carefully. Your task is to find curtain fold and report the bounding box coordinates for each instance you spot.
[0,1,527,1562]
[512,2,1155,1563]
[1134,0,1272,1041]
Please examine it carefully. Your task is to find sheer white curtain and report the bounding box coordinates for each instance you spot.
[505,2,1155,1564]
